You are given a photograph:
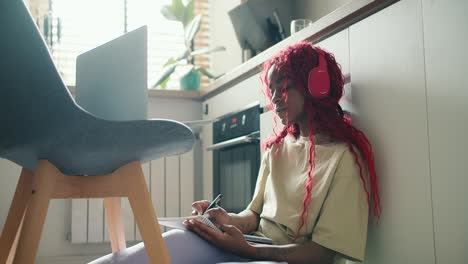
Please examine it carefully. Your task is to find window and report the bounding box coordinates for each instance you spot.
[126,0,186,89]
[28,0,210,89]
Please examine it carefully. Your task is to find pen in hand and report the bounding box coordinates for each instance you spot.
[203,193,222,215]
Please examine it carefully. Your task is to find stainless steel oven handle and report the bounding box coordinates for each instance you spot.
[206,131,260,151]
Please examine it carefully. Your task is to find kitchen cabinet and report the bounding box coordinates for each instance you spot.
[349,0,434,263]
[422,0,468,262]
[315,28,349,75]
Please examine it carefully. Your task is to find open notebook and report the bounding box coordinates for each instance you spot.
[158,215,222,232]
[158,215,273,244]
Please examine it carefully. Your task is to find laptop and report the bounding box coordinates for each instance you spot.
[75,26,148,121]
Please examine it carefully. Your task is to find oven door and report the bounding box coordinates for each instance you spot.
[208,131,261,213]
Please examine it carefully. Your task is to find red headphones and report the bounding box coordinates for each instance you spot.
[307,49,330,99]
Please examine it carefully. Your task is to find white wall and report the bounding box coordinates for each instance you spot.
[147,96,202,121]
[0,97,202,263]
[210,0,243,77]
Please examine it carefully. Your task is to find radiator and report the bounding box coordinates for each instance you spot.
[70,147,195,243]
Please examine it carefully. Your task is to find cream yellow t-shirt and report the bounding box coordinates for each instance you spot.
[247,134,369,263]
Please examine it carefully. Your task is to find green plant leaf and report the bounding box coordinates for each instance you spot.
[159,76,170,89]
[164,57,177,67]
[183,0,194,27]
[190,46,226,56]
[171,0,186,22]
[196,67,222,79]
[153,64,177,88]
[184,14,201,45]
[160,5,178,21]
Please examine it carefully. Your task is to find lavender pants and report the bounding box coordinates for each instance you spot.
[89,229,251,264]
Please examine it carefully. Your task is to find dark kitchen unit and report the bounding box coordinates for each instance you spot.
[207,103,262,213]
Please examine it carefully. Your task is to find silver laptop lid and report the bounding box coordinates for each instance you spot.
[75,26,148,121]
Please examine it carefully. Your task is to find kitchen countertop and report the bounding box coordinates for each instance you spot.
[66,86,203,100]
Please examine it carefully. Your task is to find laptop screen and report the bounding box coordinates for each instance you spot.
[75,26,148,121]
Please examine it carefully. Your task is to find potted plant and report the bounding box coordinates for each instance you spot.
[153,0,225,90]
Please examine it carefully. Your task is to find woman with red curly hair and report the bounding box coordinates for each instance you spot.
[187,41,381,264]
[91,41,381,264]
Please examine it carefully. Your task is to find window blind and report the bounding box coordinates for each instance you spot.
[51,0,125,85]
[126,0,186,89]
[27,0,212,90]
[194,0,211,88]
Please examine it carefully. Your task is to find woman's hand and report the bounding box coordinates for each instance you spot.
[184,218,254,258]
[191,200,231,227]
[191,200,211,215]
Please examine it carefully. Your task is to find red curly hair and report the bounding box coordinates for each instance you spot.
[260,41,381,241]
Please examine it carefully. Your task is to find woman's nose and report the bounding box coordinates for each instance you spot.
[271,90,281,103]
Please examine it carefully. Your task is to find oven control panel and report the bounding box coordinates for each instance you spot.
[213,104,261,144]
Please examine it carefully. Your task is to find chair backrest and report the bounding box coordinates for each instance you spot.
[0,0,80,151]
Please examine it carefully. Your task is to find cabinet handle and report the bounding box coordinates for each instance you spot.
[206,131,260,151]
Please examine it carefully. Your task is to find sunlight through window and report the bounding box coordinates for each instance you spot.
[51,0,186,89]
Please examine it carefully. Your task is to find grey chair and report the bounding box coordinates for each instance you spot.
[0,1,194,263]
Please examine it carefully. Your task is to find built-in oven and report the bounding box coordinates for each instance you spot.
[206,103,262,213]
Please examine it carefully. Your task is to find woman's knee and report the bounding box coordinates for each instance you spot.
[163,229,208,253]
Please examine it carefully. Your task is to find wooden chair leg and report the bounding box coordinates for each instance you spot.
[1,160,168,263]
[126,162,170,264]
[6,214,25,264]
[0,168,33,264]
[14,161,60,264]
[104,197,126,252]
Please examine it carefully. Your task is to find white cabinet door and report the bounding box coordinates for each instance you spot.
[349,1,434,263]
[260,110,283,148]
[315,28,350,75]
[422,0,468,263]
[200,122,214,201]
[204,74,263,120]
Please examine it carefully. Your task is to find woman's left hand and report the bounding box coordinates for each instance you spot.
[184,219,254,257]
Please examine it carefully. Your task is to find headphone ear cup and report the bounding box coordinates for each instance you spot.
[308,51,330,98]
